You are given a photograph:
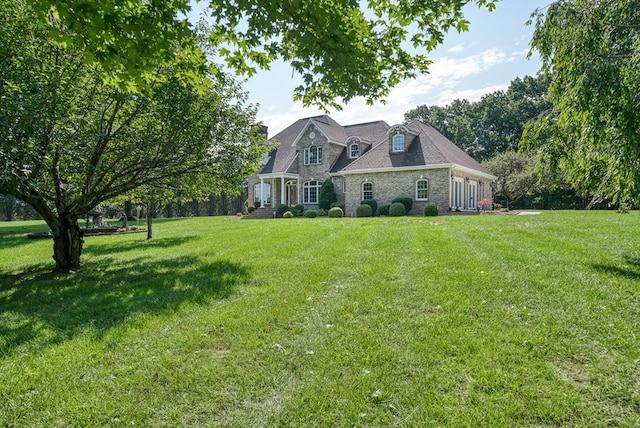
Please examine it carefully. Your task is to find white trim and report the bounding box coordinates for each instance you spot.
[341,163,453,175]
[452,177,464,209]
[415,178,429,201]
[258,172,299,180]
[452,164,497,181]
[468,180,478,210]
[362,182,373,201]
[341,163,496,181]
[387,124,417,136]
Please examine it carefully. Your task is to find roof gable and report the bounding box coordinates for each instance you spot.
[340,119,493,176]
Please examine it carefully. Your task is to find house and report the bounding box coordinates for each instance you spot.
[248,115,496,216]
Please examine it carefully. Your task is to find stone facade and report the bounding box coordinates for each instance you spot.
[247,115,495,216]
[342,169,451,216]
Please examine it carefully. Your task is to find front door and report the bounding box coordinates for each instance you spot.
[286,181,298,206]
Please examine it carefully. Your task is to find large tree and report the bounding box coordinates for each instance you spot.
[523,0,640,206]
[482,151,538,210]
[0,1,269,270]
[30,0,499,108]
[405,75,550,162]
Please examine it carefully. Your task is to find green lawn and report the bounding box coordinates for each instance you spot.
[1,212,638,427]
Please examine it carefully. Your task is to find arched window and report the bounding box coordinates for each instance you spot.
[362,182,373,200]
[392,134,405,152]
[304,145,322,165]
[303,180,322,204]
[349,143,360,159]
[416,179,429,201]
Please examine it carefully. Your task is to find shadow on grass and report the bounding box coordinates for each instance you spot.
[0,254,250,357]
[0,222,52,249]
[593,254,640,280]
[81,236,196,257]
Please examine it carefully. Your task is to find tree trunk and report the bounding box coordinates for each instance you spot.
[124,200,133,220]
[51,215,84,271]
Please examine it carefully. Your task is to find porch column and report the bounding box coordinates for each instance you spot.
[260,177,265,208]
[281,177,286,205]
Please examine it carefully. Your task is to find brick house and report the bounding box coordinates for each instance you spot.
[248,115,495,216]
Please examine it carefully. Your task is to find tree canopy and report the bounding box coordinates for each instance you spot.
[405,75,550,162]
[522,0,640,206]
[1,0,270,270]
[30,0,499,108]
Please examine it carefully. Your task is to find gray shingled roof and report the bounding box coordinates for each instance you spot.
[340,120,493,175]
[260,116,492,177]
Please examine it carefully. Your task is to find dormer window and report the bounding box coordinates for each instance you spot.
[392,134,405,152]
[349,143,360,159]
[304,145,322,165]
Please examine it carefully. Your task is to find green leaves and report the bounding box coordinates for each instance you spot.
[524,0,640,206]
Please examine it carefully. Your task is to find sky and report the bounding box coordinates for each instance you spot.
[191,1,551,136]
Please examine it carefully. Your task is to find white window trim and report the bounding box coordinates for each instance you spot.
[416,179,429,201]
[362,182,373,200]
[303,180,322,204]
[468,180,478,210]
[304,145,322,165]
[349,143,360,159]
[452,177,464,209]
[392,134,405,152]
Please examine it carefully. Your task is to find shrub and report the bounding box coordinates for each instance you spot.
[330,202,344,211]
[319,179,337,210]
[424,204,438,217]
[328,207,344,217]
[360,199,378,216]
[377,205,390,216]
[356,204,373,217]
[276,204,290,217]
[392,197,413,214]
[247,206,255,213]
[292,204,305,217]
[389,202,406,216]
[283,211,294,218]
[317,208,328,217]
[305,209,318,218]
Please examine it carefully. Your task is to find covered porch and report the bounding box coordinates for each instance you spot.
[255,173,300,208]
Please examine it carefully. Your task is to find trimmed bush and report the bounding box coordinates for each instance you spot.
[328,207,344,217]
[360,199,378,216]
[356,204,373,217]
[389,202,406,216]
[330,202,344,211]
[283,211,294,218]
[319,179,337,210]
[392,197,413,214]
[276,204,290,217]
[377,205,390,216]
[247,206,255,213]
[424,204,438,217]
[292,204,305,217]
[305,209,318,218]
[317,208,328,217]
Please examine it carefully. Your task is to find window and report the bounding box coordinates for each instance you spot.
[362,182,373,200]
[452,178,463,209]
[416,179,429,200]
[468,180,477,209]
[392,134,405,152]
[303,180,322,204]
[349,143,360,159]
[254,183,271,204]
[304,145,322,165]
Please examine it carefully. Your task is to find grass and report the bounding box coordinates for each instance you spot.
[0,212,638,427]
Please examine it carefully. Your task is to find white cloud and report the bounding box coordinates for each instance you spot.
[257,48,527,136]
